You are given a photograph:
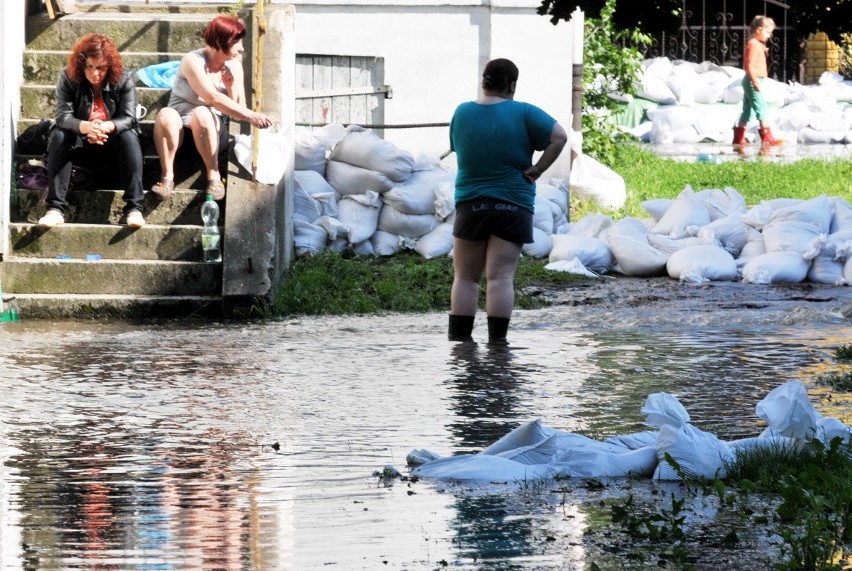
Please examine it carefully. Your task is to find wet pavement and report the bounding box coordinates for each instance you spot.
[0,277,850,569]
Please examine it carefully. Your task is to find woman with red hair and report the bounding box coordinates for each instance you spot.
[150,14,273,201]
[39,33,145,228]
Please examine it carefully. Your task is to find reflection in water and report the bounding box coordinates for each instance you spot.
[445,343,536,452]
[0,312,849,569]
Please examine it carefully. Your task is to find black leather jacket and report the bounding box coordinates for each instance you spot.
[53,67,140,135]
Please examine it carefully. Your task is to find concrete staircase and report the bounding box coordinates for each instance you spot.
[3,2,249,319]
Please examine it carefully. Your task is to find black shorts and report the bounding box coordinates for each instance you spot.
[453,197,534,245]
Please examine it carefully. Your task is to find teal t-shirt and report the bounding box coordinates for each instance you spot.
[450,100,556,212]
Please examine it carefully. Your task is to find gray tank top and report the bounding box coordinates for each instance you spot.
[168,49,227,125]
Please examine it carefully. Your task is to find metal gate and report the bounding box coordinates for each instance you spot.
[295,55,390,137]
[640,0,797,83]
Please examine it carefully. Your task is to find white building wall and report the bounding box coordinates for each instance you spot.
[290,0,575,178]
[0,1,27,259]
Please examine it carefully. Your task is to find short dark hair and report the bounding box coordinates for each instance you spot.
[482,58,519,92]
[203,15,246,52]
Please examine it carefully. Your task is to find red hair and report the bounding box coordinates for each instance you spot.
[203,15,246,52]
[67,34,123,84]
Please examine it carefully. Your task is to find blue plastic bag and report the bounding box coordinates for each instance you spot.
[136,60,180,88]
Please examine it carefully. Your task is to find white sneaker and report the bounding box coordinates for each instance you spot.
[126,210,146,229]
[38,209,64,228]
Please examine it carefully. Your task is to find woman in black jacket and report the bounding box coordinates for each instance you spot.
[39,34,145,228]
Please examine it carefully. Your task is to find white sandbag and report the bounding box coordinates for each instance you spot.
[234,130,291,185]
[414,223,453,259]
[378,205,439,238]
[406,448,442,466]
[703,187,747,220]
[667,244,737,283]
[294,130,327,176]
[325,159,394,196]
[371,230,404,256]
[567,212,614,238]
[799,127,848,144]
[411,453,559,483]
[351,239,374,255]
[337,190,383,244]
[294,219,328,256]
[846,257,852,284]
[642,198,673,222]
[830,197,852,232]
[327,236,348,253]
[737,226,766,261]
[642,392,690,429]
[315,215,348,241]
[768,195,833,233]
[293,184,323,223]
[653,186,711,238]
[382,166,455,215]
[741,199,804,230]
[605,217,668,277]
[697,215,749,256]
[549,234,612,272]
[544,258,601,278]
[536,179,570,215]
[434,182,455,221]
[817,417,852,446]
[654,423,734,480]
[828,228,852,262]
[330,126,415,182]
[554,445,658,478]
[605,431,659,450]
[762,220,826,260]
[311,123,348,152]
[522,227,552,258]
[294,170,339,217]
[693,70,733,104]
[647,234,710,256]
[568,154,627,209]
[533,195,555,234]
[741,251,810,284]
[665,63,698,105]
[756,381,822,440]
[807,250,847,285]
[482,419,553,456]
[647,105,698,133]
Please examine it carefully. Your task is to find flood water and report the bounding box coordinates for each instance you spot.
[1,286,850,570]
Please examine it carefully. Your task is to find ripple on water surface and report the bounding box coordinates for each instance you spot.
[0,307,849,569]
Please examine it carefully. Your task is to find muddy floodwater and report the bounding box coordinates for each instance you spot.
[1,277,851,570]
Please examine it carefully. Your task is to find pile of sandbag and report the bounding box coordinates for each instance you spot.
[617,57,852,145]
[293,125,571,259]
[406,380,851,483]
[548,188,852,285]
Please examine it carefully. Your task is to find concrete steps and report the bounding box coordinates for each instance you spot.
[2,4,238,319]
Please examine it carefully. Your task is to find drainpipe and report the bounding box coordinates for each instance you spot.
[570,7,584,163]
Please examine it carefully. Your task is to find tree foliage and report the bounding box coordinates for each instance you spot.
[538,0,681,35]
[786,0,852,43]
[578,0,650,164]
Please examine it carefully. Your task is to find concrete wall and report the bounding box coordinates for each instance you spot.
[0,1,29,260]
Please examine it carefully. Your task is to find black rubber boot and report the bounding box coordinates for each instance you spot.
[487,316,510,344]
[448,314,475,342]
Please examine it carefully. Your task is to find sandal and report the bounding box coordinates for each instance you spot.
[206,179,226,201]
[150,178,174,201]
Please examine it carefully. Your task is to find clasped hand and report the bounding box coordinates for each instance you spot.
[85,120,110,145]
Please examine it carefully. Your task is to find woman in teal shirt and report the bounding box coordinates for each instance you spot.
[448,58,567,344]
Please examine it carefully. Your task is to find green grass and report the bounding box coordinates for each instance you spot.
[571,143,852,221]
[274,251,584,316]
[277,143,851,317]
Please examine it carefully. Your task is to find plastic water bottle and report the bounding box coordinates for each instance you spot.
[201,195,222,263]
